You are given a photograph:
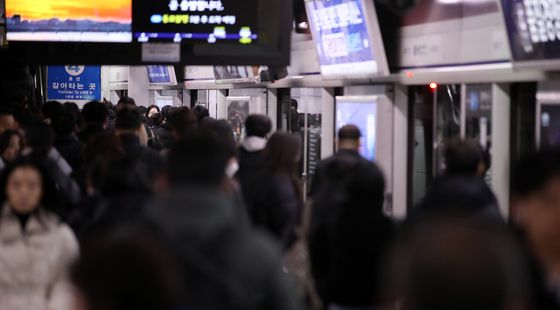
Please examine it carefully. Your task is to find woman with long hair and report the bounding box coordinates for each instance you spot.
[0,157,78,310]
[252,133,302,250]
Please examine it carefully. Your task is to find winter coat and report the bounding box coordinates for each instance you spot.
[236,137,267,217]
[252,173,302,250]
[146,187,304,310]
[54,133,83,172]
[0,207,79,310]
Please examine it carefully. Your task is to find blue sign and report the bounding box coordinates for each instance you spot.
[147,65,171,84]
[47,66,101,101]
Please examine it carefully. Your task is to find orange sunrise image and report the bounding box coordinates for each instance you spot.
[6,0,132,23]
[6,0,131,23]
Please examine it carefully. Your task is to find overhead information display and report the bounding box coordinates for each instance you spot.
[502,0,560,67]
[133,0,258,44]
[5,0,132,42]
[305,0,389,78]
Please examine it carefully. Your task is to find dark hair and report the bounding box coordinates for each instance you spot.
[115,108,142,130]
[167,128,229,186]
[444,139,483,176]
[0,156,59,215]
[511,147,560,197]
[338,124,362,141]
[72,229,182,310]
[83,132,124,165]
[161,105,173,120]
[168,107,197,138]
[245,114,272,138]
[0,130,22,158]
[200,118,236,158]
[24,121,54,156]
[92,157,152,196]
[82,101,109,125]
[52,109,77,135]
[146,105,160,118]
[192,105,210,122]
[137,106,148,117]
[264,133,301,175]
[42,101,62,120]
[118,97,137,107]
[386,218,528,310]
[63,102,82,128]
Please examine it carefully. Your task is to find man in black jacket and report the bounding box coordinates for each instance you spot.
[309,124,395,309]
[310,124,365,196]
[236,114,272,215]
[52,109,82,172]
[146,128,303,310]
[79,101,109,143]
[115,108,163,183]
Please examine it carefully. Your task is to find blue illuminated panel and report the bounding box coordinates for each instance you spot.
[336,97,377,160]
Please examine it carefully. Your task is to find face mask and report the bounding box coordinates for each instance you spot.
[225,159,239,179]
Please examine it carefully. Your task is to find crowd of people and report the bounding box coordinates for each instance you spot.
[0,95,559,310]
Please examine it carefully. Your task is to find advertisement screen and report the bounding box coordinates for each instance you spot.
[502,0,560,64]
[305,0,387,78]
[133,0,258,44]
[336,97,377,160]
[5,0,132,42]
[147,65,173,84]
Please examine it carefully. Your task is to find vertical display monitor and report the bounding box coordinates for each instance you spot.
[147,65,178,85]
[501,0,560,68]
[5,0,132,42]
[305,0,389,79]
[335,96,377,160]
[539,103,560,147]
[133,0,258,44]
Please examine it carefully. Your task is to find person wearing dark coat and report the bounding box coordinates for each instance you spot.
[52,109,82,172]
[114,108,163,182]
[236,114,272,217]
[78,101,109,144]
[310,124,368,197]
[155,105,175,150]
[308,124,395,309]
[309,158,395,309]
[146,128,303,310]
[252,133,302,251]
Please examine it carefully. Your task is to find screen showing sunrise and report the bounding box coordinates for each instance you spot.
[5,0,132,42]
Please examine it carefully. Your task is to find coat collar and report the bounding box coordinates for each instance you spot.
[0,206,57,243]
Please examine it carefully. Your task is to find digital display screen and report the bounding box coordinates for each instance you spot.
[133,0,259,44]
[502,0,560,63]
[336,97,377,160]
[306,0,382,77]
[147,65,172,84]
[5,0,132,42]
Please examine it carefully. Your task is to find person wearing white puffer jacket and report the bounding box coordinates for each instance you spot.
[0,156,78,310]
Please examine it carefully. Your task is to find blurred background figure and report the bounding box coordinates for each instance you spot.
[0,130,23,171]
[52,108,82,172]
[200,119,248,224]
[78,101,109,144]
[237,114,272,218]
[193,104,210,122]
[252,133,302,251]
[114,108,163,184]
[71,229,182,310]
[155,105,175,150]
[0,157,79,310]
[311,124,365,196]
[511,148,560,309]
[145,127,303,310]
[309,156,395,310]
[382,218,530,310]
